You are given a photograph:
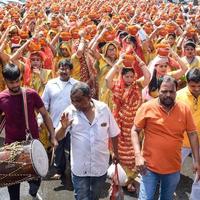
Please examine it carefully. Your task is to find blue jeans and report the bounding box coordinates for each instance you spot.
[139,169,180,200]
[72,173,107,200]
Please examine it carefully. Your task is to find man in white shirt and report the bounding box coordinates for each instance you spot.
[56,82,120,200]
[41,59,78,179]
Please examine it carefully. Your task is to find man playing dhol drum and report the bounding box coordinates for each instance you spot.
[0,63,58,200]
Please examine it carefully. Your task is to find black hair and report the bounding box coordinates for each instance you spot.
[167,33,176,39]
[98,42,106,49]
[117,30,122,36]
[2,63,21,81]
[184,40,196,49]
[121,68,135,76]
[71,82,91,97]
[58,59,73,70]
[119,31,128,39]
[186,67,200,83]
[11,46,20,53]
[157,75,178,90]
[108,13,113,18]
[45,7,51,16]
[148,69,158,94]
[127,35,137,47]
[92,19,101,26]
[183,7,189,13]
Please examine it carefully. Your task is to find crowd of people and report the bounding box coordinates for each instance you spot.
[0,0,200,200]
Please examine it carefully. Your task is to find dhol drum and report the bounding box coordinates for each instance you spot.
[0,139,49,187]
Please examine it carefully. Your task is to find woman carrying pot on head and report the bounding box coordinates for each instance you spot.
[105,51,151,192]
[143,48,188,101]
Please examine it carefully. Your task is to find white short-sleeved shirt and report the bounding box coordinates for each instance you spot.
[41,77,78,128]
[57,99,120,177]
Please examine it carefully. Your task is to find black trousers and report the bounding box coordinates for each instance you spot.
[54,132,70,175]
[7,179,41,200]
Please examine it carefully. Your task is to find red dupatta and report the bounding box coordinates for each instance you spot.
[112,75,142,119]
[121,37,145,78]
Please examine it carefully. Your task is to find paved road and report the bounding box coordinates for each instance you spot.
[0,136,194,200]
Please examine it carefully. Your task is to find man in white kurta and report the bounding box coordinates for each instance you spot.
[41,59,78,179]
[56,82,120,200]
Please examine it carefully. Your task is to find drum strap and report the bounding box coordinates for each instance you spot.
[21,88,33,141]
[0,114,5,134]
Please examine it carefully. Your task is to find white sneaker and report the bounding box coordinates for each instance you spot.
[32,193,43,200]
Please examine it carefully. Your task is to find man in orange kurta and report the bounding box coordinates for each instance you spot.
[131,75,200,200]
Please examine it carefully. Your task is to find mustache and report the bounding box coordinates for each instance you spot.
[164,97,174,102]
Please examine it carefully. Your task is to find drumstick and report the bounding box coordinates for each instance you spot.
[50,147,55,166]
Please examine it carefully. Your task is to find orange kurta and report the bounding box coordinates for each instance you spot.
[134,99,196,174]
